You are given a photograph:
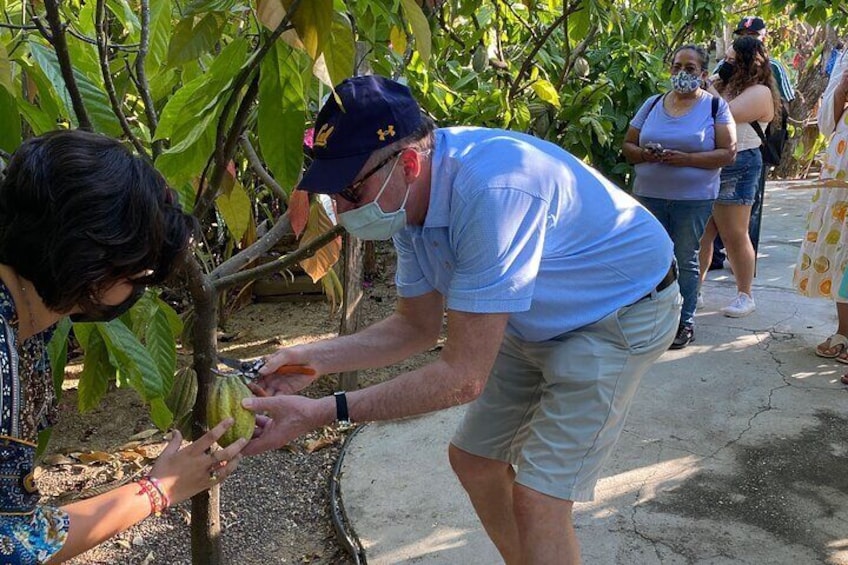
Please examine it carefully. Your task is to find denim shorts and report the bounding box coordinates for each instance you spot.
[716,148,762,205]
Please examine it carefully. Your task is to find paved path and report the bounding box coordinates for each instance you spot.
[339,181,848,565]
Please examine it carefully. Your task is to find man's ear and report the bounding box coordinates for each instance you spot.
[400,148,422,181]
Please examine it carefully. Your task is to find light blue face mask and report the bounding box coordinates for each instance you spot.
[337,156,410,241]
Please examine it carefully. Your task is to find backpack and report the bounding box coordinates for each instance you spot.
[750,104,788,166]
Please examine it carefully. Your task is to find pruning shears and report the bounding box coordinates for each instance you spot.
[216,356,317,381]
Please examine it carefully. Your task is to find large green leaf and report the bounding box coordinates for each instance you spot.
[77,329,116,413]
[166,13,226,68]
[0,41,12,93]
[98,319,166,401]
[146,0,173,76]
[148,397,172,431]
[46,317,72,399]
[0,88,21,153]
[146,305,176,397]
[314,12,355,87]
[399,0,431,63]
[258,40,308,193]
[216,169,253,241]
[285,0,333,61]
[184,0,241,14]
[107,0,140,35]
[28,42,122,136]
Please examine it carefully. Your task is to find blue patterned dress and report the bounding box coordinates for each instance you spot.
[0,281,69,563]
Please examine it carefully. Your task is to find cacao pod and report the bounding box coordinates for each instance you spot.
[471,46,488,73]
[573,57,590,78]
[207,374,255,448]
[166,367,198,437]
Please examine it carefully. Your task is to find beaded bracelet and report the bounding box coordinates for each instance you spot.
[136,476,170,516]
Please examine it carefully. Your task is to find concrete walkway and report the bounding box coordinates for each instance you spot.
[339,180,848,565]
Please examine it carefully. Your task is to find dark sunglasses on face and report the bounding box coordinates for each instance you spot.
[337,149,405,204]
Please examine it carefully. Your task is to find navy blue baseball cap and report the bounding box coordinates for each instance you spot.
[734,16,766,36]
[299,75,424,195]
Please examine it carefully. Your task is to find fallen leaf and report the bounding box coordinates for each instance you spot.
[304,435,337,453]
[42,454,75,466]
[117,440,142,451]
[118,451,145,463]
[115,539,131,550]
[129,429,161,441]
[78,451,114,464]
[133,445,160,459]
[141,552,155,565]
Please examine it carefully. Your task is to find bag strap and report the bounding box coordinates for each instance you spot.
[750,120,768,145]
[646,94,664,117]
[711,95,718,120]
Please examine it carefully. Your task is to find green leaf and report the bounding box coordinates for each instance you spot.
[0,88,21,153]
[531,79,561,108]
[399,0,431,64]
[98,319,165,400]
[216,176,252,241]
[106,0,141,35]
[258,40,308,193]
[0,41,12,93]
[317,12,355,87]
[46,317,72,400]
[156,296,183,337]
[146,0,173,76]
[167,13,226,68]
[28,42,122,135]
[286,0,333,61]
[77,329,116,413]
[148,396,173,431]
[146,304,177,398]
[184,0,240,14]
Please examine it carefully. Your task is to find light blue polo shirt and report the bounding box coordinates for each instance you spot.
[393,127,674,342]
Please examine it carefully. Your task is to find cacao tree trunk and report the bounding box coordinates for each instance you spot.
[338,233,363,391]
[182,255,223,565]
[775,25,833,179]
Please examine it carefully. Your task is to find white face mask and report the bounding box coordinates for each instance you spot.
[337,157,410,241]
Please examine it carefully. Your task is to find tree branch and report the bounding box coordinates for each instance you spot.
[0,22,37,30]
[95,0,149,158]
[240,135,289,203]
[212,225,344,291]
[43,0,93,130]
[136,0,163,158]
[555,26,598,91]
[67,26,140,51]
[507,8,575,101]
[210,211,292,280]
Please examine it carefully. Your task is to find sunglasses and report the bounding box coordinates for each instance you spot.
[337,149,404,204]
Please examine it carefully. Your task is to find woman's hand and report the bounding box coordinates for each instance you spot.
[641,147,665,163]
[658,149,691,166]
[148,418,246,505]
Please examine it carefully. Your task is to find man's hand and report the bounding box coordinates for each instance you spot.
[253,349,321,396]
[241,395,326,456]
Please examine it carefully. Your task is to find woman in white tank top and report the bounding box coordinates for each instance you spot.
[699,36,779,318]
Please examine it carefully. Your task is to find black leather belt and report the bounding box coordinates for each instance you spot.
[638,260,677,302]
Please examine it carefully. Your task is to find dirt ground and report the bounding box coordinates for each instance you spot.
[36,243,439,564]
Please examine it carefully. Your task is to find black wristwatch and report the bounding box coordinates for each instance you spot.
[334,391,352,427]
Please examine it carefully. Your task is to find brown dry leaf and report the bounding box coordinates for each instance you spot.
[299,200,341,283]
[304,435,338,453]
[42,454,75,466]
[128,429,160,441]
[117,440,142,451]
[115,539,132,550]
[78,451,114,464]
[118,451,145,463]
[132,445,160,459]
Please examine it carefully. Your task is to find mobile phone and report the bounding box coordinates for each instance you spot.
[644,142,664,155]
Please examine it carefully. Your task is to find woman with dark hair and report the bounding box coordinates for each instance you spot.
[623,44,736,348]
[0,130,244,563]
[700,35,780,317]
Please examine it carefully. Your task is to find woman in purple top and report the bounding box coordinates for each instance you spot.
[623,44,737,348]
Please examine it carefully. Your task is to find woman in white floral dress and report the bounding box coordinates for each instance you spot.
[795,47,848,366]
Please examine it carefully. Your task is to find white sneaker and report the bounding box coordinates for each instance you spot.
[696,291,704,309]
[721,292,755,318]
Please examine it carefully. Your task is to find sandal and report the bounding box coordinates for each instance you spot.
[815,333,848,358]
[842,374,848,385]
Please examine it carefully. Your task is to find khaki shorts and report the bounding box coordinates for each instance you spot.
[451,282,680,502]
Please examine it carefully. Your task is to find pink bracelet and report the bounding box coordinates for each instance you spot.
[136,476,170,516]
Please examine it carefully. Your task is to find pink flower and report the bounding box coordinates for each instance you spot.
[304,127,315,149]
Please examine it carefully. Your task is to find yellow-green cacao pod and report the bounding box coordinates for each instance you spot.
[472,45,488,73]
[207,375,255,448]
[573,56,590,78]
[166,367,198,437]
